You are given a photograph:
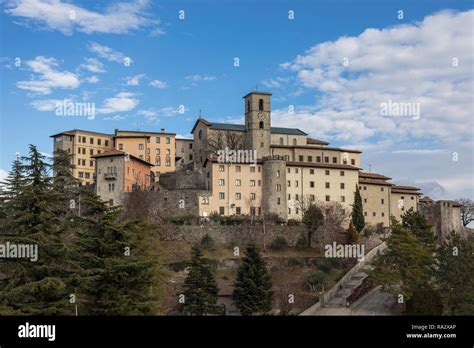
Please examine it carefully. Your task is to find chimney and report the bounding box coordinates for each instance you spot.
[161,128,165,132]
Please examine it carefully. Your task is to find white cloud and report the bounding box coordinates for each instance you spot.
[280,10,474,145]
[126,74,145,86]
[137,109,157,120]
[104,114,128,121]
[185,75,216,82]
[4,0,159,35]
[86,76,99,83]
[16,56,80,95]
[88,42,132,65]
[79,58,105,73]
[0,169,8,183]
[149,27,165,37]
[261,77,289,89]
[31,98,62,111]
[98,92,138,114]
[149,79,167,89]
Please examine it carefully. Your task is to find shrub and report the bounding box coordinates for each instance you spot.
[305,270,327,292]
[296,233,307,248]
[287,257,304,267]
[406,288,444,315]
[200,233,215,251]
[170,214,197,225]
[209,211,220,222]
[287,219,300,226]
[270,236,288,250]
[363,226,374,238]
[318,259,335,274]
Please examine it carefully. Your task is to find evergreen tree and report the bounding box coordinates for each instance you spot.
[406,287,443,315]
[436,232,474,315]
[302,204,324,248]
[181,245,219,315]
[351,185,365,232]
[369,217,434,301]
[347,221,359,244]
[232,243,273,315]
[401,208,435,251]
[70,193,163,315]
[0,145,72,315]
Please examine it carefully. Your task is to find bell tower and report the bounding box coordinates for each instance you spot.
[244,91,272,157]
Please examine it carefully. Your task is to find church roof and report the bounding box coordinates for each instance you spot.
[190,118,307,136]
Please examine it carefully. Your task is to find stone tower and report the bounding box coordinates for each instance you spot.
[244,91,272,158]
[262,156,287,219]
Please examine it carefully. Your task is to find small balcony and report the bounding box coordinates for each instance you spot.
[104,172,117,180]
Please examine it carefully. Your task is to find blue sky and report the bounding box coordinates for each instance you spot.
[1,0,473,198]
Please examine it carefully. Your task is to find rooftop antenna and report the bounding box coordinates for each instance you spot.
[135,122,140,131]
[199,108,202,119]
[256,83,259,91]
[368,164,372,173]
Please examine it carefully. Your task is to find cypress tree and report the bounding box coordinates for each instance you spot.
[181,245,219,315]
[351,185,365,233]
[232,243,273,315]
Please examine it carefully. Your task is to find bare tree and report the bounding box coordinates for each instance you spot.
[207,130,244,156]
[458,198,474,227]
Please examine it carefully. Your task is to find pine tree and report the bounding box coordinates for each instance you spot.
[70,193,163,315]
[369,217,434,301]
[181,245,219,315]
[347,221,359,244]
[232,243,273,315]
[351,185,365,232]
[0,145,72,315]
[436,232,474,314]
[401,208,435,251]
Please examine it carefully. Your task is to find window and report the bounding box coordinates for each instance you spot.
[219,192,225,199]
[295,194,299,201]
[235,193,241,200]
[78,159,81,165]
[324,156,329,163]
[295,181,299,187]
[364,198,367,203]
[277,197,281,205]
[202,197,209,205]
[341,196,345,203]
[85,173,90,179]
[219,179,225,186]
[166,137,170,144]
[310,194,315,201]
[293,139,297,146]
[250,193,256,200]
[258,180,262,187]
[351,159,355,165]
[236,166,241,172]
[247,100,251,112]
[340,171,344,176]
[381,199,384,204]
[295,168,299,174]
[260,142,264,148]
[288,208,291,214]
[82,136,86,143]
[105,140,109,146]
[78,148,81,154]
[90,160,93,167]
[165,149,170,155]
[219,165,225,172]
[259,121,264,129]
[364,212,367,216]
[189,155,193,160]
[325,182,330,189]
[236,207,241,215]
[276,170,280,177]
[310,169,314,174]
[82,160,86,165]
[82,148,86,154]
[88,149,93,156]
[316,156,321,163]
[288,194,291,200]
[155,157,161,166]
[276,184,281,191]
[250,167,255,173]
[189,143,193,149]
[296,208,299,214]
[155,136,161,144]
[250,180,256,186]
[287,180,291,187]
[363,186,367,190]
[235,179,241,186]
[310,181,315,188]
[219,206,225,215]
[198,130,202,140]
[401,196,404,199]
[287,168,291,173]
[325,195,330,202]
[259,98,264,111]
[340,183,345,189]
[166,157,171,166]
[411,197,414,200]
[139,144,144,150]
[119,144,123,150]
[279,138,284,145]
[308,156,312,162]
[298,155,303,161]
[382,212,385,217]
[332,157,337,164]
[373,212,376,217]
[250,207,256,216]
[155,149,161,155]
[381,187,384,192]
[78,172,84,178]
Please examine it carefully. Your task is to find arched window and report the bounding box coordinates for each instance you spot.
[259,99,264,111]
[198,130,202,140]
[293,138,297,146]
[259,121,264,129]
[279,137,284,145]
[247,100,250,112]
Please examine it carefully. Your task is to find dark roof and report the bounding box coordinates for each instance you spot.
[190,118,307,136]
[286,161,360,171]
[391,185,422,195]
[50,129,114,138]
[392,185,420,191]
[271,144,361,153]
[359,172,391,180]
[443,200,463,207]
[91,150,152,166]
[307,138,330,146]
[114,135,150,139]
[242,91,272,98]
[359,178,393,187]
[176,138,193,141]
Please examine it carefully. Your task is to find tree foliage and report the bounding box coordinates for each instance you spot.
[351,185,365,233]
[302,204,324,248]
